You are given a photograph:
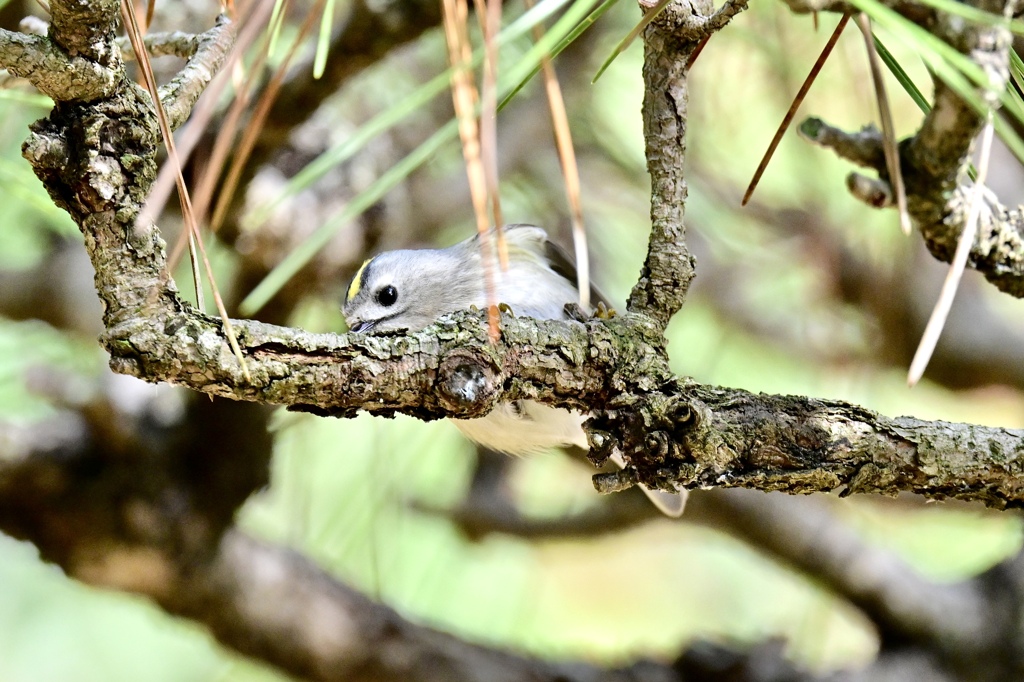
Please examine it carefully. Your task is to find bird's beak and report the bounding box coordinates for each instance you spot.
[348,320,376,333]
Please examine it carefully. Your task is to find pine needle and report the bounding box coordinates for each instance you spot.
[153,0,275,270]
[526,0,589,308]
[209,0,328,235]
[855,13,910,235]
[474,0,507,268]
[120,0,251,382]
[313,0,335,80]
[442,0,500,341]
[175,0,282,254]
[144,0,156,31]
[743,13,849,206]
[908,116,994,386]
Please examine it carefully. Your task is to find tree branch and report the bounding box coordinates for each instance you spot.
[627,12,699,329]
[157,14,235,131]
[22,14,217,61]
[669,385,1024,506]
[0,27,117,100]
[175,529,685,682]
[48,0,120,63]
[792,0,1024,297]
[626,0,748,328]
[9,2,1024,509]
[696,492,993,651]
[122,29,214,61]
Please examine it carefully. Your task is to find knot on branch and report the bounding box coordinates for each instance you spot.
[437,348,503,417]
[24,92,159,219]
[585,388,702,493]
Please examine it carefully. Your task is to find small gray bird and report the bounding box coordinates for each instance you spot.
[342,224,686,517]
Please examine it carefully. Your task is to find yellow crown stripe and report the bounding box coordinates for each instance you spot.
[347,258,372,302]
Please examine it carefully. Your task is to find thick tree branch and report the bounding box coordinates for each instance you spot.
[10,1,1024,510]
[627,15,699,328]
[49,0,120,63]
[670,385,1024,506]
[76,257,1024,509]
[0,27,117,100]
[88,295,1024,511]
[177,530,681,682]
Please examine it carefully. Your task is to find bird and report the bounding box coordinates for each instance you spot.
[342,224,686,517]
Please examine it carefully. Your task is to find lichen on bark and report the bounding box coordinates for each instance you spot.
[3,0,1024,510]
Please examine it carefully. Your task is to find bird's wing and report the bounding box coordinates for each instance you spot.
[540,232,613,311]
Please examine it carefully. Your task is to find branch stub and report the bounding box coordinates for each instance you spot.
[436,349,502,417]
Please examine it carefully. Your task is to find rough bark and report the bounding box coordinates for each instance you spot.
[2,0,1023,508]
[3,1,1024,680]
[6,1,1024,679]
[5,393,1023,682]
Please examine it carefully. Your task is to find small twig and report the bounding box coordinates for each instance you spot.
[798,117,886,168]
[704,0,751,33]
[118,31,202,61]
[208,0,325,235]
[120,2,250,382]
[592,469,638,494]
[156,17,237,130]
[16,21,247,65]
[846,171,893,207]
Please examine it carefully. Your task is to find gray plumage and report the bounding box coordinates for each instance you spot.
[342,224,686,517]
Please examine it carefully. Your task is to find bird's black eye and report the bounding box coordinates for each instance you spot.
[376,285,398,307]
